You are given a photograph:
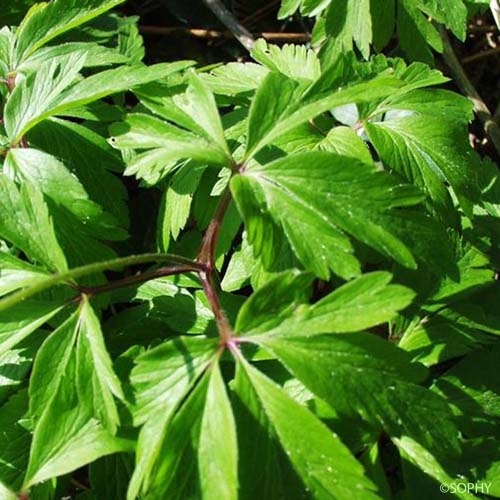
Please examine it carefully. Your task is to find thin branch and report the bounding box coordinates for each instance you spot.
[0,253,201,312]
[75,264,199,298]
[199,269,233,345]
[201,0,255,50]
[139,26,310,43]
[197,188,235,346]
[462,46,500,65]
[439,26,500,157]
[198,188,232,273]
[468,24,498,33]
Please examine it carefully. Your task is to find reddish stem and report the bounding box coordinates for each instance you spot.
[200,269,234,345]
[198,188,232,272]
[75,264,201,299]
[197,188,235,347]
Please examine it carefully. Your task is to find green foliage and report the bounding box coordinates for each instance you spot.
[0,2,499,499]
[278,0,489,62]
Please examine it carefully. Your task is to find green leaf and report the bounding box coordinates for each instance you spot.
[28,117,129,228]
[400,286,500,366]
[235,271,314,334]
[0,252,48,298]
[325,0,373,59]
[0,339,37,405]
[127,337,218,499]
[244,71,402,159]
[17,42,129,74]
[158,165,203,251]
[251,39,321,80]
[231,151,429,279]
[24,346,131,488]
[5,59,193,142]
[109,113,231,181]
[0,176,67,273]
[0,300,64,358]
[5,148,125,239]
[14,0,126,63]
[200,62,267,95]
[258,332,461,457]
[180,71,231,157]
[0,481,16,500]
[278,0,301,18]
[130,369,210,500]
[29,311,80,420]
[317,125,374,164]
[397,0,442,63]
[5,51,88,143]
[433,347,500,437]
[0,391,31,490]
[231,362,307,499]
[198,362,238,500]
[395,437,476,500]
[90,454,134,500]
[251,272,414,336]
[78,297,124,429]
[365,115,480,218]
[130,336,218,425]
[238,358,380,499]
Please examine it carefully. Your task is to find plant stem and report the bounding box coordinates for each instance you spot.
[0,253,201,312]
[139,26,311,42]
[200,269,234,345]
[198,188,232,272]
[76,264,199,298]
[197,188,235,346]
[201,0,255,50]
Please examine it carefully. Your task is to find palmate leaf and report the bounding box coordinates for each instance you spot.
[119,74,234,182]
[24,349,131,489]
[235,358,380,499]
[109,113,231,181]
[232,151,454,279]
[24,298,130,488]
[4,56,193,143]
[244,70,402,159]
[257,332,461,458]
